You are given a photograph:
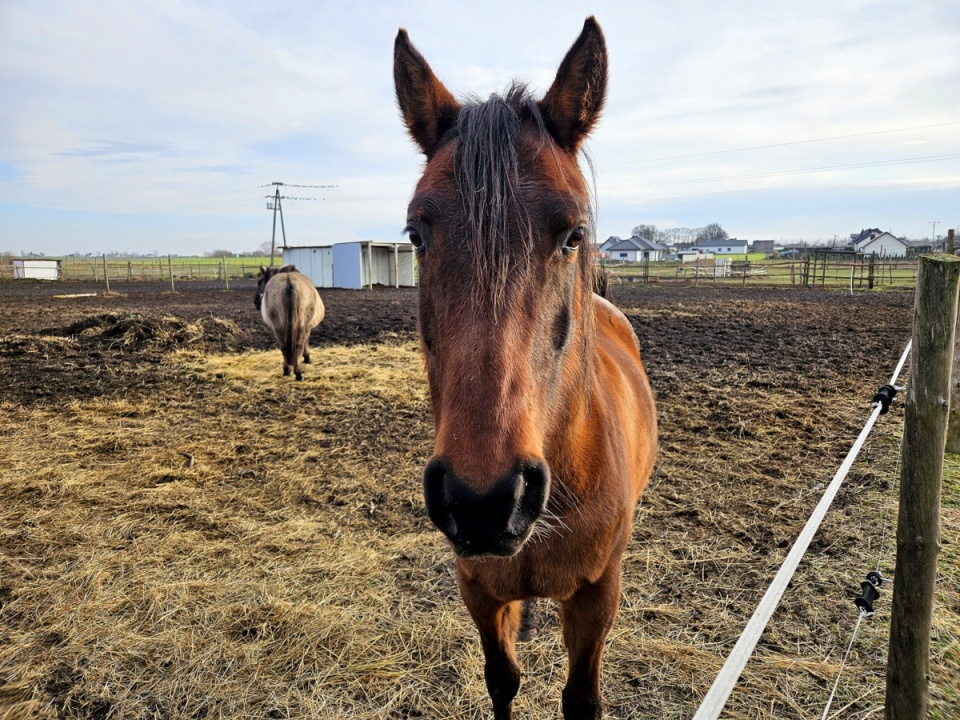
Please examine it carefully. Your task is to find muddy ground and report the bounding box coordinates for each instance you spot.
[1,279,911,409]
[2,278,934,719]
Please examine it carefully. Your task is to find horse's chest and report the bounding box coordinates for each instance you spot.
[467,532,615,602]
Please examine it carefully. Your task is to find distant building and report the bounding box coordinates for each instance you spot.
[677,249,714,263]
[696,238,749,255]
[749,240,775,254]
[604,236,668,262]
[598,236,622,254]
[848,229,910,258]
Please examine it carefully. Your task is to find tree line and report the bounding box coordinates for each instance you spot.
[630,223,729,245]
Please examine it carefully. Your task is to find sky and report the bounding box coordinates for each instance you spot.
[1,0,958,257]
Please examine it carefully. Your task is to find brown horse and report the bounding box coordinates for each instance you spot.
[394,17,657,720]
[254,265,325,381]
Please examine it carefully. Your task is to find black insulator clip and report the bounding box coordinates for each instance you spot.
[872,384,899,414]
[854,571,888,616]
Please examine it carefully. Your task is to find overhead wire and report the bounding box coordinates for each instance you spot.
[608,120,960,166]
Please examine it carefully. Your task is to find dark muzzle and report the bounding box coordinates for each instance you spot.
[423,458,550,558]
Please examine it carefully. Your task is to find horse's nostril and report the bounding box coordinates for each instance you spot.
[510,461,550,534]
[423,459,457,538]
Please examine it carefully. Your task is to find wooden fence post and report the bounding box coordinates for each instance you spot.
[102,254,110,293]
[885,254,960,719]
[949,254,960,451]
[168,255,175,293]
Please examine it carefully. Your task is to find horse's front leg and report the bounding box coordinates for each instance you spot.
[560,564,622,719]
[459,579,523,720]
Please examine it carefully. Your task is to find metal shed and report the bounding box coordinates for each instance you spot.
[282,242,417,289]
[13,258,61,280]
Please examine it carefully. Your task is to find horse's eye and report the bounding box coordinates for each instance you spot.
[405,225,424,252]
[563,226,585,254]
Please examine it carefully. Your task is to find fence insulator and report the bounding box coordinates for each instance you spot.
[855,579,881,616]
[871,383,899,414]
[854,571,890,616]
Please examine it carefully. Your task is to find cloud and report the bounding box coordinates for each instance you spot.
[0,0,958,256]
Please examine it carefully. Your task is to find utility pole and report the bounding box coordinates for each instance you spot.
[930,220,940,249]
[267,185,285,267]
[262,181,337,266]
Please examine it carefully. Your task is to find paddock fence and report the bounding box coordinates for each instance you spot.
[0,254,921,291]
[606,256,919,290]
[0,255,272,283]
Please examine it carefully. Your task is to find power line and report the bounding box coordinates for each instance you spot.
[605,152,960,190]
[257,181,338,189]
[608,121,960,166]
[261,180,337,265]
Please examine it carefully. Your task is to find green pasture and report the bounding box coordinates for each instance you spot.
[605,257,918,290]
[53,256,274,282]
[932,452,960,717]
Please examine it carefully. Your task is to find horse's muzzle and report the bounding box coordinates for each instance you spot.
[422,458,550,558]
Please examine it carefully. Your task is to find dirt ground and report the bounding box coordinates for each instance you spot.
[3,278,954,719]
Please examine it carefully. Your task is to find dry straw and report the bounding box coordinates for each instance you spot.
[1,295,957,719]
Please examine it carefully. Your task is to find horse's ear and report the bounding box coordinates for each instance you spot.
[259,265,266,275]
[538,17,608,152]
[394,29,461,157]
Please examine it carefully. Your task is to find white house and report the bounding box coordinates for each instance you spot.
[283,241,417,289]
[599,236,621,254]
[696,238,749,255]
[849,229,910,258]
[604,236,668,262]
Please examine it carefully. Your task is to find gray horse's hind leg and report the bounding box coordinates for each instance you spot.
[517,599,539,642]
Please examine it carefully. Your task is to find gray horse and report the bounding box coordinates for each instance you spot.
[254,265,325,380]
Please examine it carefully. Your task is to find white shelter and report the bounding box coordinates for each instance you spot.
[13,258,61,280]
[282,242,417,289]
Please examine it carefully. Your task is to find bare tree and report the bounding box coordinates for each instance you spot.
[631,224,660,242]
[257,240,282,257]
[695,223,729,244]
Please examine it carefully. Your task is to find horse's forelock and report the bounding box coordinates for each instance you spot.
[452,84,546,310]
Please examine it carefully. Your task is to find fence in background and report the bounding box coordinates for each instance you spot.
[0,256,271,283]
[607,256,918,290]
[0,254,921,290]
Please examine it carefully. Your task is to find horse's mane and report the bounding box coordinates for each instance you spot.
[453,84,539,311]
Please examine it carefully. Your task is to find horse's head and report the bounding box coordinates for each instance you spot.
[395,18,606,558]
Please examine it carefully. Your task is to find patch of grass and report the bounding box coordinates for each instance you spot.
[930,453,960,716]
